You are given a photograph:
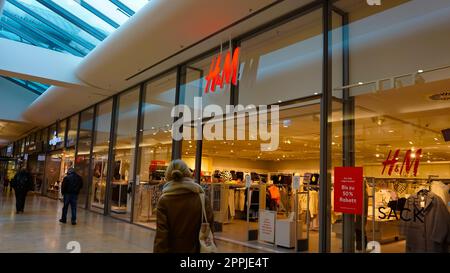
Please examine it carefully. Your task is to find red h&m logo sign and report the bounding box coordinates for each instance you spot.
[381,149,422,176]
[205,47,240,93]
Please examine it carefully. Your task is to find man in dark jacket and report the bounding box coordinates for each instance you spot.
[59,168,83,225]
[11,167,33,214]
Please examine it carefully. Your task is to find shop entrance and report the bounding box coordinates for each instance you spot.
[44,150,75,200]
[27,154,45,194]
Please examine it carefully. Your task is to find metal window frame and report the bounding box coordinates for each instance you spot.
[7,0,95,52]
[1,76,44,96]
[319,0,332,253]
[109,0,135,17]
[78,0,120,29]
[107,87,140,221]
[0,18,45,47]
[2,9,85,56]
[36,0,107,41]
[104,95,118,216]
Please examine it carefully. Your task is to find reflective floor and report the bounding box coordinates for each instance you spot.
[0,192,264,253]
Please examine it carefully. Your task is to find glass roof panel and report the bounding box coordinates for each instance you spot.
[84,0,129,25]
[0,0,149,96]
[51,0,115,35]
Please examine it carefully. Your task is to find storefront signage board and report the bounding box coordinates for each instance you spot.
[258,210,276,243]
[334,167,363,215]
[49,131,62,146]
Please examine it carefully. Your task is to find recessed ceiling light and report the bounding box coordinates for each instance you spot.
[375,154,380,158]
[409,141,413,145]
[418,69,424,73]
[358,82,363,85]
[278,100,282,103]
[257,156,260,159]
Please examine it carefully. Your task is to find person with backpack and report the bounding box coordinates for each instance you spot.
[11,167,33,214]
[59,167,83,225]
[153,159,215,253]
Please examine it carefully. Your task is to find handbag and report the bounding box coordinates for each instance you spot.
[199,193,218,253]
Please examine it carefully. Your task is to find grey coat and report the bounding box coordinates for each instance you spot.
[401,191,450,253]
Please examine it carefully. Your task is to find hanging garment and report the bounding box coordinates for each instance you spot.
[268,185,281,205]
[239,189,246,211]
[431,181,449,209]
[401,191,450,253]
[228,189,235,217]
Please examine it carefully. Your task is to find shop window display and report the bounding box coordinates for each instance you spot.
[56,119,67,150]
[90,99,113,213]
[110,87,139,220]
[332,0,450,253]
[75,107,94,208]
[133,71,176,228]
[66,114,79,148]
[44,150,75,200]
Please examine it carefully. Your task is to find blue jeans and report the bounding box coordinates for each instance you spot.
[61,194,78,222]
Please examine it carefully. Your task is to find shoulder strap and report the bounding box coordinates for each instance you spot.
[199,193,208,224]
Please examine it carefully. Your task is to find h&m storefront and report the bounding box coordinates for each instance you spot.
[5,0,450,253]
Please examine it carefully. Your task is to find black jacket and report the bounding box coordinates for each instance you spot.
[11,170,33,192]
[61,172,83,195]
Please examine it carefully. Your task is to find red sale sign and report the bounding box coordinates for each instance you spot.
[334,167,363,215]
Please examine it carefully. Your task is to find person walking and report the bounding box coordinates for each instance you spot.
[154,159,214,253]
[59,167,83,225]
[11,167,33,214]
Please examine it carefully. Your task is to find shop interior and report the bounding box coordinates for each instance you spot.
[44,150,75,200]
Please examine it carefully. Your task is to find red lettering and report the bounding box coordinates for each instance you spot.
[205,47,240,93]
[381,149,400,176]
[400,149,422,176]
[381,149,422,176]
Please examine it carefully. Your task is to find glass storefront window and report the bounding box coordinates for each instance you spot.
[56,119,67,150]
[90,99,113,213]
[75,107,95,208]
[110,87,140,220]
[332,0,450,253]
[133,71,176,228]
[238,9,323,105]
[67,114,79,148]
[48,124,57,151]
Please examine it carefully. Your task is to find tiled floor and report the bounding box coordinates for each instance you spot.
[0,192,405,253]
[0,192,264,253]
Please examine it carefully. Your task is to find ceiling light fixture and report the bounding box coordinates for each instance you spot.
[409,141,413,145]
[418,69,424,73]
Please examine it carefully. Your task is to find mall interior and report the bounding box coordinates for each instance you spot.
[0,0,449,253]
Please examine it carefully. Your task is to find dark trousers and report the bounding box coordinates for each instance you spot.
[61,194,78,222]
[14,190,27,212]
